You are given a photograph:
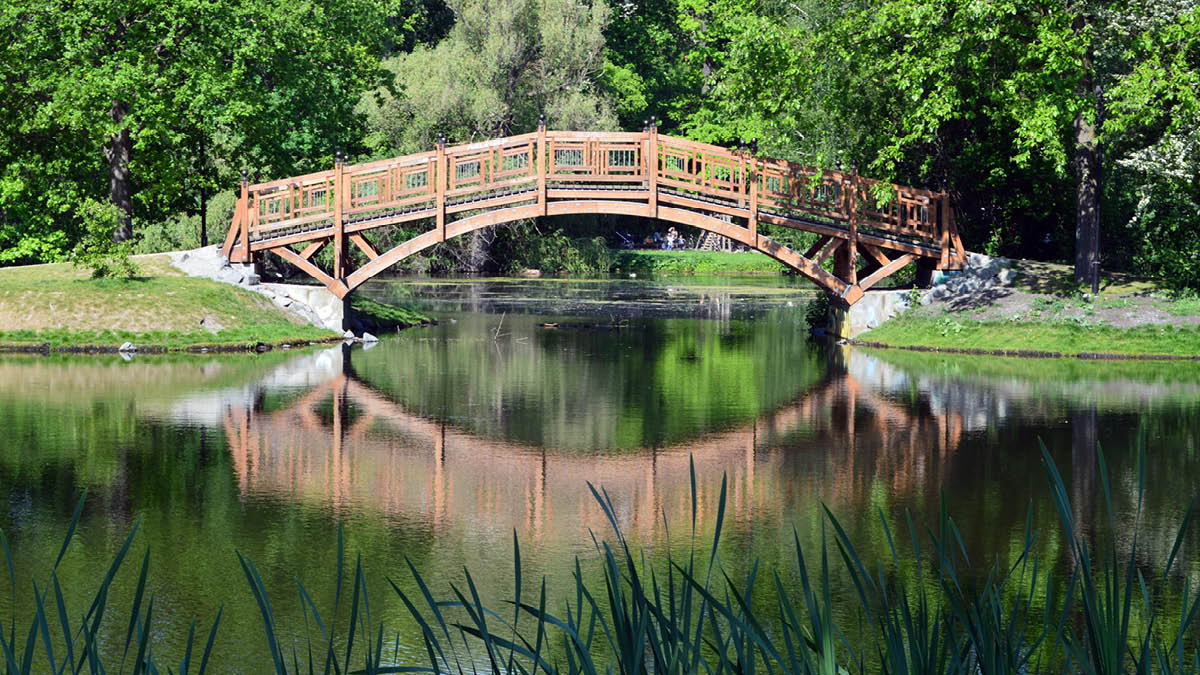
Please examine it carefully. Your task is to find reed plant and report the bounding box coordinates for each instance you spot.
[2,441,1197,674]
[0,490,221,674]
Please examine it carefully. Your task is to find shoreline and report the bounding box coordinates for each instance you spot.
[848,337,1200,361]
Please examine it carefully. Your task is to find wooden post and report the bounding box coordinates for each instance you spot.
[537,115,547,216]
[436,134,447,242]
[748,138,758,246]
[846,161,859,285]
[647,117,659,218]
[239,170,251,263]
[333,153,345,280]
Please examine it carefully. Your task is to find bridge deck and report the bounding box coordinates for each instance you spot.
[223,125,964,303]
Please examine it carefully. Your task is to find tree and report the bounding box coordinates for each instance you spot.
[0,0,387,257]
[357,0,618,271]
[359,0,617,155]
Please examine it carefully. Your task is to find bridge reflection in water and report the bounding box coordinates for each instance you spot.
[221,345,966,545]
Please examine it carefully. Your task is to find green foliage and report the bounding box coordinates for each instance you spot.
[358,0,617,156]
[68,200,138,279]
[0,0,393,258]
[612,249,785,276]
[492,226,612,276]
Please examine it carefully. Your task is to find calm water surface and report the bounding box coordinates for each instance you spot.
[2,277,1198,671]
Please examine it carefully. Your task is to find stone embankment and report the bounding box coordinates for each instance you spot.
[168,246,346,331]
[919,253,1016,306]
[829,253,1015,338]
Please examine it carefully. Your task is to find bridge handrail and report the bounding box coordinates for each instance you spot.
[222,123,965,283]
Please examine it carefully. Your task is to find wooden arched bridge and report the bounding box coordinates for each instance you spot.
[221,121,964,305]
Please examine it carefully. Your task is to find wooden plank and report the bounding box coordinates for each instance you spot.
[333,156,346,279]
[547,200,654,219]
[445,191,537,216]
[349,233,379,260]
[436,138,447,242]
[859,243,892,268]
[748,153,758,245]
[299,239,327,260]
[859,253,915,291]
[656,206,756,247]
[648,123,659,218]
[815,238,842,266]
[537,120,547,216]
[803,235,832,259]
[345,230,442,292]
[270,245,349,298]
[756,236,849,297]
[657,191,751,219]
[239,175,251,263]
[250,226,335,252]
[220,200,241,260]
[546,189,650,201]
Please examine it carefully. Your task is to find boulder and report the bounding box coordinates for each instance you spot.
[118,341,136,353]
[362,332,379,343]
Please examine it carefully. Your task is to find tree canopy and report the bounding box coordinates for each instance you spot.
[0,0,1196,288]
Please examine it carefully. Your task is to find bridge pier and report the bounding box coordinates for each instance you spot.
[827,289,913,339]
[230,261,261,286]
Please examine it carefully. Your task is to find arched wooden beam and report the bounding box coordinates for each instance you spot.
[343,200,851,297]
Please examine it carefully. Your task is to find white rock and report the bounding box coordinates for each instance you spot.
[343,329,355,340]
[997,268,1016,285]
[118,341,136,353]
[362,332,379,343]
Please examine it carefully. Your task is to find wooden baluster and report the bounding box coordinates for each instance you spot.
[239,170,251,263]
[537,115,547,216]
[436,134,447,242]
[647,117,658,219]
[333,153,345,280]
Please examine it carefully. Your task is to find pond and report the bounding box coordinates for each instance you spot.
[1,277,1198,671]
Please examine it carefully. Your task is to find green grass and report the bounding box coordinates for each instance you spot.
[860,313,1200,358]
[1157,295,1200,317]
[0,258,338,349]
[611,250,787,277]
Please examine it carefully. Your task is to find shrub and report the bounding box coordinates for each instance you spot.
[69,199,138,279]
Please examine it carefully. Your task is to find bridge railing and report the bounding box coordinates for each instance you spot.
[223,124,964,273]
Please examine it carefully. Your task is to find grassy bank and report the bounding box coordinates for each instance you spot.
[858,314,1200,358]
[0,255,339,350]
[612,249,787,276]
[854,258,1200,359]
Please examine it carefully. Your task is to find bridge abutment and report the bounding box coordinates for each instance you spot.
[827,289,913,339]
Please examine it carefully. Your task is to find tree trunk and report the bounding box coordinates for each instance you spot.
[199,185,208,247]
[1073,26,1099,283]
[105,100,134,242]
[199,137,208,247]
